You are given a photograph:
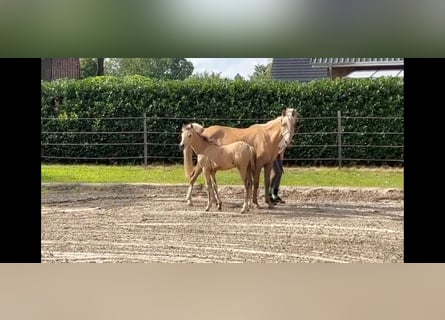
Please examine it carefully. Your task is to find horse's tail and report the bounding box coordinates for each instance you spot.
[183,145,194,179]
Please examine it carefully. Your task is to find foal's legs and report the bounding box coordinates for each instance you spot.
[203,168,214,211]
[209,170,222,210]
[186,165,202,206]
[186,163,217,206]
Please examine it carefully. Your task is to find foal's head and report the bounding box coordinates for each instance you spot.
[179,123,197,150]
[180,123,220,150]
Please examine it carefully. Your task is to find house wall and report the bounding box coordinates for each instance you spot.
[41,58,53,81]
[41,58,80,81]
[332,67,355,78]
[331,65,404,78]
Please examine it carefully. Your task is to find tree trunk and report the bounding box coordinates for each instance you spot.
[96,58,105,76]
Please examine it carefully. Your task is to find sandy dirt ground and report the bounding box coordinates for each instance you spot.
[41,183,403,263]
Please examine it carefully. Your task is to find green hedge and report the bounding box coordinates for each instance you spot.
[41,76,404,166]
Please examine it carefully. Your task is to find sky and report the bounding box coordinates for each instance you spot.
[186,58,272,79]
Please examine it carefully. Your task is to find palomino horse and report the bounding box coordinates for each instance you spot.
[179,123,256,213]
[183,108,297,209]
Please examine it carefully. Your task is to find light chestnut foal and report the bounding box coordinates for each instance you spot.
[179,123,256,213]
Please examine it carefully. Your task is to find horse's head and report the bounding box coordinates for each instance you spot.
[282,107,298,136]
[279,108,298,151]
[179,123,197,150]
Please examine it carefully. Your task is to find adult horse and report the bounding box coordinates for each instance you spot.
[183,108,298,209]
[179,123,256,213]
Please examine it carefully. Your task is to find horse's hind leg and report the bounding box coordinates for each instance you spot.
[251,167,262,209]
[247,167,254,210]
[186,166,202,206]
[239,165,250,213]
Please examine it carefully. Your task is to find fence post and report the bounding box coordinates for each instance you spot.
[143,113,147,166]
[337,110,342,168]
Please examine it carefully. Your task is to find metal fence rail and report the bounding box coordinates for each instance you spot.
[41,113,404,166]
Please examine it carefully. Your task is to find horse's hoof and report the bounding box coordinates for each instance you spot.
[187,201,193,206]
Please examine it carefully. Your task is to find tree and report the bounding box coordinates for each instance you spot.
[189,70,224,80]
[234,73,244,80]
[105,58,120,76]
[249,63,272,80]
[80,58,106,78]
[167,58,194,80]
[80,58,98,79]
[108,58,194,80]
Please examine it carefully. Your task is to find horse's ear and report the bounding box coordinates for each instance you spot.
[282,109,286,117]
[182,123,192,131]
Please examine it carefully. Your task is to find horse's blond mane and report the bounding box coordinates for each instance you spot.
[198,132,220,145]
[252,116,280,127]
[251,108,298,128]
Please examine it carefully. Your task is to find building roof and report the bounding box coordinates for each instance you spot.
[271,58,404,82]
[271,58,328,82]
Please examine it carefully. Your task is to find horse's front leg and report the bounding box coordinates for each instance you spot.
[209,170,222,210]
[263,163,274,209]
[186,166,202,206]
[251,167,262,209]
[203,168,213,211]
